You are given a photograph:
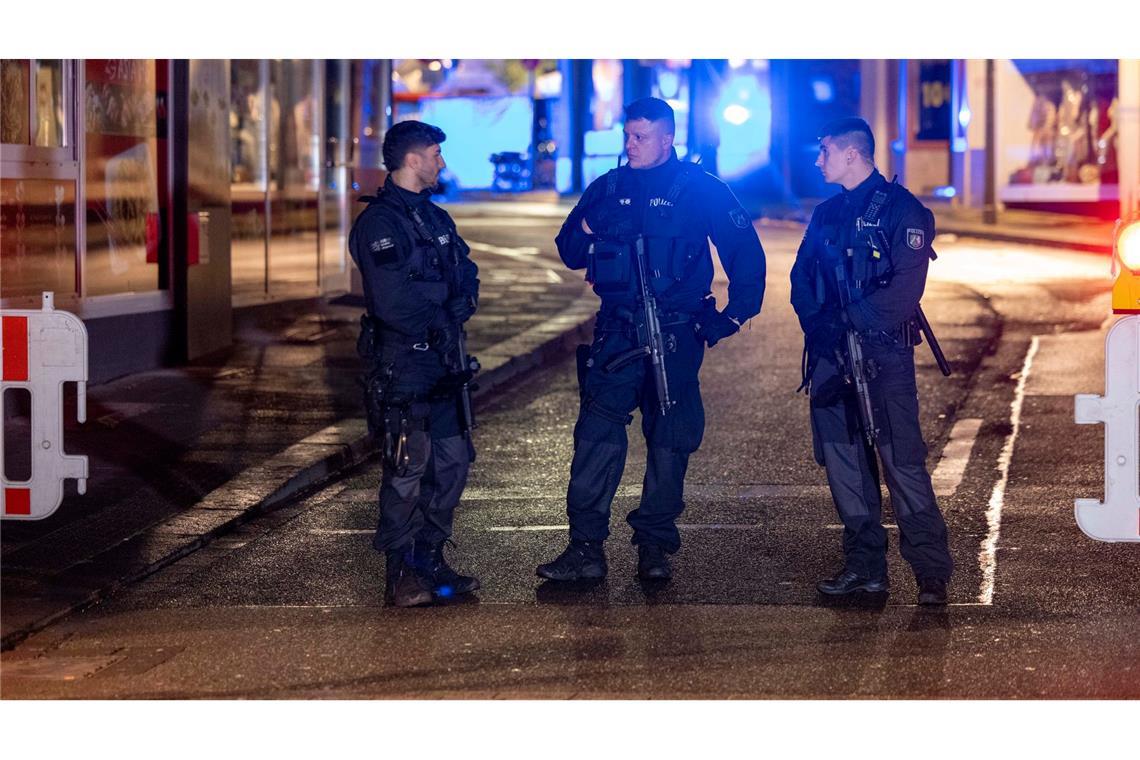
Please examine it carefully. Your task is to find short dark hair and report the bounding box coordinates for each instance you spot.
[382,120,447,171]
[624,97,675,135]
[819,117,875,163]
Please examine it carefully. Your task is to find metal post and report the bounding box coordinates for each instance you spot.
[949,59,966,205]
[570,59,590,195]
[170,60,190,364]
[894,60,908,186]
[377,59,393,141]
[983,59,998,225]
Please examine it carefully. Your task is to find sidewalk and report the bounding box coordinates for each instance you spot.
[1,241,597,649]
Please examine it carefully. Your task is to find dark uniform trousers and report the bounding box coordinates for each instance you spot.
[371,386,471,555]
[809,340,953,581]
[567,310,705,553]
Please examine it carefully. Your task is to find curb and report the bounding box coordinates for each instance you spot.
[934,222,1111,255]
[0,296,598,651]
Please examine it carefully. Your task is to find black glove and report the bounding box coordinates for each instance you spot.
[445,295,477,324]
[804,307,846,357]
[431,324,461,370]
[696,309,741,348]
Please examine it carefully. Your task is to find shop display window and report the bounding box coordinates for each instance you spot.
[0,178,77,299]
[83,59,161,296]
[1007,60,1119,189]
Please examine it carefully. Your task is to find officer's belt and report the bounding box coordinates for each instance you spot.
[376,327,433,352]
[598,303,700,327]
[857,316,921,348]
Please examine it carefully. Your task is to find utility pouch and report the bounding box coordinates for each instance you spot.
[362,368,389,436]
[357,314,380,359]
[382,405,411,476]
[588,238,635,296]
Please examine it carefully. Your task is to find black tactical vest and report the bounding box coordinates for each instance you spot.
[594,163,709,299]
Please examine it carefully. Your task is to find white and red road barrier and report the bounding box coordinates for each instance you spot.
[1,292,88,520]
[1075,314,1140,542]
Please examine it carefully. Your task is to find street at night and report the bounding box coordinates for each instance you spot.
[4,211,1135,700]
[4,31,1140,759]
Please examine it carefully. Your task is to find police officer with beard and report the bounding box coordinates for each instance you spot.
[537,97,766,582]
[790,117,952,605]
[349,121,480,607]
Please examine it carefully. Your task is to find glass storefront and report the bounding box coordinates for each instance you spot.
[83,59,161,296]
[1004,60,1119,199]
[1,60,31,145]
[0,178,77,298]
[2,59,80,303]
[229,59,325,303]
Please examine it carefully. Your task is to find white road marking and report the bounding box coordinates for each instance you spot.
[931,418,983,496]
[456,484,832,501]
[487,525,568,532]
[465,240,540,258]
[978,336,1039,605]
[486,524,770,532]
[465,239,562,283]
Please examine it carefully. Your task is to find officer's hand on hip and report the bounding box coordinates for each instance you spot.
[697,309,741,348]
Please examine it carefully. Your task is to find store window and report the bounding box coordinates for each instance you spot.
[2,60,31,145]
[83,59,161,296]
[229,60,322,302]
[2,59,78,302]
[35,60,66,148]
[1004,60,1119,201]
[584,59,624,186]
[0,178,77,299]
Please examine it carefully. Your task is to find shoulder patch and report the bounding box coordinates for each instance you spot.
[730,208,751,230]
[906,228,925,251]
[370,237,396,253]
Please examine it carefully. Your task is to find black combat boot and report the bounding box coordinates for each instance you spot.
[637,544,672,580]
[536,540,607,581]
[385,549,434,607]
[414,540,480,598]
[816,568,889,596]
[917,577,948,606]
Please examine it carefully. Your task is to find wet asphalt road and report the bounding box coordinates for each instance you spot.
[3,219,1137,699]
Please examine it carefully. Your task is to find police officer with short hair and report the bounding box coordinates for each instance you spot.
[349,121,480,607]
[790,117,952,605]
[537,97,766,582]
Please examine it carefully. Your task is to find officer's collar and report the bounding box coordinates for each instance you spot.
[384,175,433,207]
[628,148,681,184]
[841,169,886,207]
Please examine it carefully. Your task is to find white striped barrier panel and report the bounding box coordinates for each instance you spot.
[1,292,88,520]
[1074,314,1140,542]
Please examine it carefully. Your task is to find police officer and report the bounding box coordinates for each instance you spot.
[790,117,952,605]
[537,97,766,582]
[348,121,480,607]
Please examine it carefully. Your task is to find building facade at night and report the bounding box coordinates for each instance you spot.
[3,58,1137,382]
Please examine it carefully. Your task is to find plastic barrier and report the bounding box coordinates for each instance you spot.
[1074,314,1140,542]
[1,292,88,520]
